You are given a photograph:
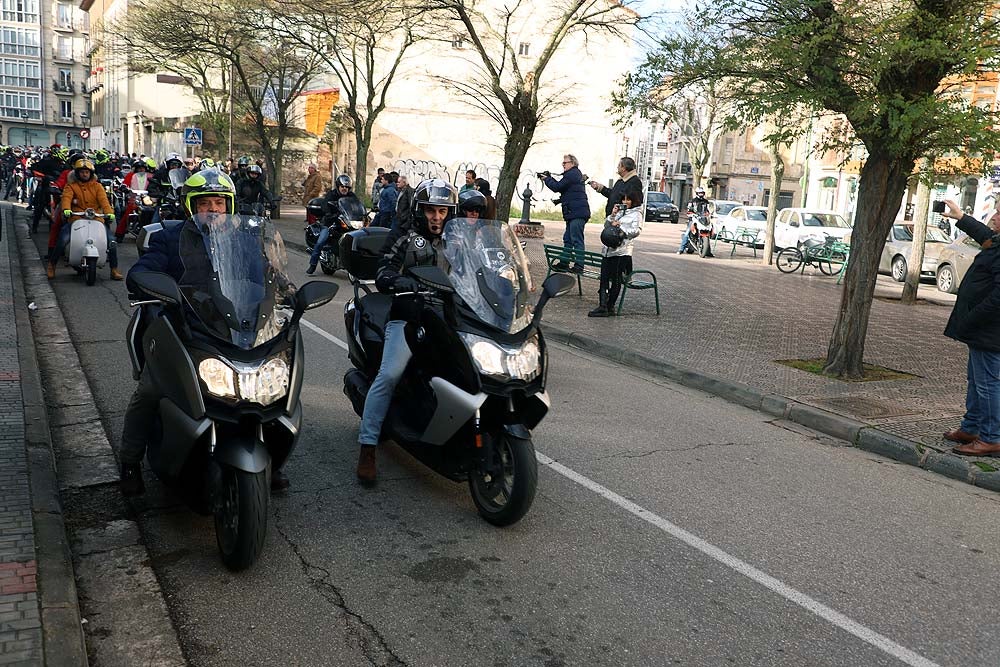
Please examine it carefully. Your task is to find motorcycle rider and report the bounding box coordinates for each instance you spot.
[93,149,118,180]
[679,186,713,255]
[50,157,119,280]
[119,169,292,495]
[234,164,274,215]
[29,145,66,234]
[306,174,355,274]
[150,153,184,199]
[355,178,457,484]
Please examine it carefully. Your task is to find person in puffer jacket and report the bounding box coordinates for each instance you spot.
[50,158,118,280]
[542,154,591,273]
[589,190,643,317]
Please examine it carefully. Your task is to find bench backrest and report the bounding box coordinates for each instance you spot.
[543,243,604,267]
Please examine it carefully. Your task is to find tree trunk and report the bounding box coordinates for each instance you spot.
[763,140,785,265]
[824,152,914,378]
[496,106,536,222]
[901,170,931,304]
[354,119,370,207]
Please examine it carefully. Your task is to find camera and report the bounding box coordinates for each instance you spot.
[932,200,946,214]
[553,197,562,206]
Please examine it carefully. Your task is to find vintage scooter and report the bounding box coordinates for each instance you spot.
[340,219,575,526]
[67,208,110,286]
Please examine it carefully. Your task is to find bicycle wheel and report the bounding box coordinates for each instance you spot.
[818,250,847,276]
[776,248,804,273]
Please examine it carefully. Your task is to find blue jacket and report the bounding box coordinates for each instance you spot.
[374,183,398,227]
[127,220,187,292]
[543,166,591,222]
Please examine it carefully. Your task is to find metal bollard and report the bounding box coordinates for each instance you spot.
[519,184,533,223]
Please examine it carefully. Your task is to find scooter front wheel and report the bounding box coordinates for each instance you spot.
[85,256,97,286]
[214,465,269,571]
[469,432,537,527]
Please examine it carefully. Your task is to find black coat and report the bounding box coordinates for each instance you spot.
[543,166,591,221]
[944,215,1000,352]
[595,173,643,216]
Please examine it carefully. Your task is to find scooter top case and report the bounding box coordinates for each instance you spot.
[68,217,107,266]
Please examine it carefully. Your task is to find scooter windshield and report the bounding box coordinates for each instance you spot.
[168,167,190,191]
[178,214,297,349]
[337,196,367,225]
[442,218,532,334]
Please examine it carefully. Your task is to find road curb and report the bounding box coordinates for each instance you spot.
[3,202,88,666]
[542,323,994,493]
[8,204,187,666]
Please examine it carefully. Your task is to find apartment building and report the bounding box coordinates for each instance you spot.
[0,0,90,146]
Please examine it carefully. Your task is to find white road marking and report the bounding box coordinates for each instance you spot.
[301,318,939,667]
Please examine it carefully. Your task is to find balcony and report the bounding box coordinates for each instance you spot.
[51,49,74,63]
[52,80,74,93]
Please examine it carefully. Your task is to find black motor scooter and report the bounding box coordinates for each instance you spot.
[305,195,367,275]
[127,214,338,570]
[340,218,575,526]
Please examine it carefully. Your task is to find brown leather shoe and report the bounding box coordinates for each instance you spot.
[110,268,124,281]
[953,439,1000,457]
[944,429,979,443]
[357,446,376,484]
[45,262,55,279]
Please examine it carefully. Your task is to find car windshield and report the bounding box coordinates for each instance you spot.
[178,214,296,349]
[894,225,951,243]
[802,212,850,228]
[647,192,670,204]
[714,202,739,216]
[441,218,532,334]
[745,209,767,221]
[926,227,951,243]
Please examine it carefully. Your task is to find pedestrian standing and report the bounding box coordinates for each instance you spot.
[371,167,385,208]
[589,157,643,216]
[542,154,591,272]
[302,164,325,205]
[939,198,1000,456]
[475,178,497,219]
[589,191,643,317]
[372,172,398,227]
[395,174,415,231]
[460,169,477,193]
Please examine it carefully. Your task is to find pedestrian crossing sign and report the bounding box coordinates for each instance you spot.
[184,127,203,146]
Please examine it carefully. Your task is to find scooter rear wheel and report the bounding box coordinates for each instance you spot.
[469,432,537,527]
[214,465,269,571]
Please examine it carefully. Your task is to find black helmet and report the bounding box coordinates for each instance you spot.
[132,159,146,171]
[182,168,236,216]
[237,155,251,167]
[601,225,625,249]
[335,174,352,189]
[412,178,458,234]
[247,164,262,177]
[458,189,487,216]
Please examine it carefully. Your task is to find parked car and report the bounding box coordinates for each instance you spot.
[716,205,768,246]
[934,233,982,294]
[878,223,952,282]
[645,191,679,223]
[774,208,852,249]
[708,200,742,228]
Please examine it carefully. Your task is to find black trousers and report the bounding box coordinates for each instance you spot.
[599,255,632,309]
[120,367,160,465]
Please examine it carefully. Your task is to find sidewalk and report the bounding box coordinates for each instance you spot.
[269,211,997,489]
[0,208,85,665]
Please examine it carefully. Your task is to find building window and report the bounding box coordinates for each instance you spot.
[0,27,39,56]
[0,90,40,119]
[518,42,530,56]
[0,58,39,88]
[59,99,71,120]
[451,35,465,49]
[56,35,71,59]
[1,0,38,23]
[55,2,71,27]
[57,67,71,91]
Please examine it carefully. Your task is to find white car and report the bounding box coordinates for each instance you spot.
[774,208,852,249]
[716,205,768,245]
[708,200,742,228]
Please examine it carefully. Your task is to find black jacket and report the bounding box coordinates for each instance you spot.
[235,177,274,207]
[543,166,591,221]
[944,215,1000,351]
[376,225,444,321]
[594,173,643,216]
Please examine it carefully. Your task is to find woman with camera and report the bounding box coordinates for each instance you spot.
[590,191,644,317]
[540,154,591,273]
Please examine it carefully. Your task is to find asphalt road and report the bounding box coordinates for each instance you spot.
[28,223,1000,666]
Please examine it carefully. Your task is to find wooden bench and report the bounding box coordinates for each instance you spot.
[716,226,762,257]
[543,244,660,316]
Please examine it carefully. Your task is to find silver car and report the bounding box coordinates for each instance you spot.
[878,224,952,282]
[934,233,982,294]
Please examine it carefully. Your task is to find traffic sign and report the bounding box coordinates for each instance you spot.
[184,127,203,146]
[79,128,90,139]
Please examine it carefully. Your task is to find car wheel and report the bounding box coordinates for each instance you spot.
[891,256,907,282]
[937,264,959,294]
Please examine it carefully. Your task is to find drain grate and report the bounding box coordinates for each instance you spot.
[810,397,925,420]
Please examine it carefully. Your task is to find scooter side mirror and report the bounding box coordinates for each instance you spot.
[531,273,577,327]
[409,266,455,293]
[295,280,339,312]
[130,271,182,306]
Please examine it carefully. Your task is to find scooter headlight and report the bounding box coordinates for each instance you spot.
[198,358,237,398]
[459,333,541,381]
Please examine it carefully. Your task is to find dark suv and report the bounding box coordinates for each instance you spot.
[645,191,679,223]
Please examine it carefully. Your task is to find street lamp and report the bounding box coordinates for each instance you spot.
[20,113,28,147]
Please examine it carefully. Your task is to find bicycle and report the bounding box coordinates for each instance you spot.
[776,235,850,276]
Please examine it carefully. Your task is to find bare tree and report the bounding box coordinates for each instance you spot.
[430,0,644,221]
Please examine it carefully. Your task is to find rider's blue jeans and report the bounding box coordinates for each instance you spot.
[52,221,118,269]
[358,320,412,446]
[309,226,331,267]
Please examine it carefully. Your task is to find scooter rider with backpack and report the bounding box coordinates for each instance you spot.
[355,179,457,484]
[118,169,292,496]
